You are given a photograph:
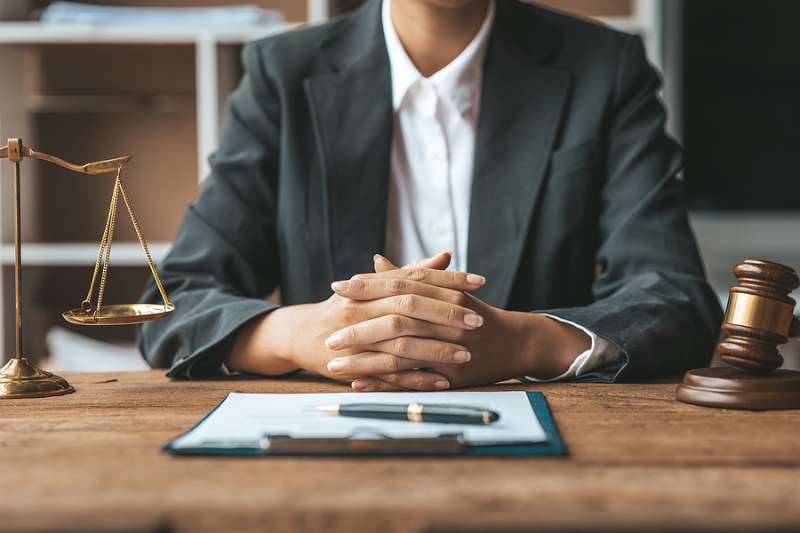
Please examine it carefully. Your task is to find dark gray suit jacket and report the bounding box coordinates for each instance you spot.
[138,0,723,380]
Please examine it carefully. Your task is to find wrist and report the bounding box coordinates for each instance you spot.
[227,306,302,375]
[512,312,591,380]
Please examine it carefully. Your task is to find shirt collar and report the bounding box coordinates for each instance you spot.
[382,0,495,115]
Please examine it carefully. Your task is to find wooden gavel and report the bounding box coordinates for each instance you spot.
[677,259,800,410]
[717,259,800,373]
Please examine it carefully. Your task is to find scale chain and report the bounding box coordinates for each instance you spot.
[83,171,120,311]
[117,178,171,307]
[94,176,121,315]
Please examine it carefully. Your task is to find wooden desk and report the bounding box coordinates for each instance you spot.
[2,371,799,532]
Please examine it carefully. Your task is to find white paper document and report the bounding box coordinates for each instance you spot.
[170,391,547,450]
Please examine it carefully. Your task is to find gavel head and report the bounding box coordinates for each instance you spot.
[717,259,799,373]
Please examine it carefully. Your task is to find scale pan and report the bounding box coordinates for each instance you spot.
[62,303,175,326]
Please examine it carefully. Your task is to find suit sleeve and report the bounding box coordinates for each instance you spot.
[544,36,723,381]
[137,42,282,378]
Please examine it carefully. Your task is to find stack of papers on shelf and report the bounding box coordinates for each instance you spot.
[41,2,284,27]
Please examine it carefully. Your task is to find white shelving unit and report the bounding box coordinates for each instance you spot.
[0,22,296,273]
[0,22,299,181]
[0,16,314,268]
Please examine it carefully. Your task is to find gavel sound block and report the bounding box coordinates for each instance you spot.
[676,259,800,410]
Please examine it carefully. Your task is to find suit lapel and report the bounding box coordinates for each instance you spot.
[305,1,392,282]
[468,1,570,307]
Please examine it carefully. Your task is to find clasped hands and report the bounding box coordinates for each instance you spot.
[229,252,588,391]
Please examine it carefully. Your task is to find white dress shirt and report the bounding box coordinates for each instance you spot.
[381,0,621,381]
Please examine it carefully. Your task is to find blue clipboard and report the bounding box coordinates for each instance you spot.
[164,391,566,458]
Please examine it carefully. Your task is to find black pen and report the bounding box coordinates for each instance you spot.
[316,402,500,425]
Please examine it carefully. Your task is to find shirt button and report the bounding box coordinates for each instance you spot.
[425,145,445,161]
[416,84,437,116]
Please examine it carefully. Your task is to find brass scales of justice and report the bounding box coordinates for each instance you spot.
[0,138,174,399]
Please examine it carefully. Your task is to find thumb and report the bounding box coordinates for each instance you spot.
[410,251,452,271]
[373,251,452,273]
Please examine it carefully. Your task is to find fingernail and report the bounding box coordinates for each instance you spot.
[374,254,387,262]
[435,380,450,390]
[352,380,366,391]
[464,314,484,327]
[326,333,345,349]
[466,274,486,285]
[331,280,350,291]
[453,350,471,363]
[327,358,347,372]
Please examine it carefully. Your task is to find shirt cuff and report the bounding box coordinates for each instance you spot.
[523,314,622,383]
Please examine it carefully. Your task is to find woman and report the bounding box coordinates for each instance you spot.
[139,0,722,390]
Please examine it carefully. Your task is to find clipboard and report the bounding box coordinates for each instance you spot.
[164,392,566,457]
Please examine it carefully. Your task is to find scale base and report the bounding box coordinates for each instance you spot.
[0,357,74,399]
[676,367,800,410]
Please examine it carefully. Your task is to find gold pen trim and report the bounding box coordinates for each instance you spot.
[407,402,423,422]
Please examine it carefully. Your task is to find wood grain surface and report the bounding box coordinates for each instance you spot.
[1,371,799,532]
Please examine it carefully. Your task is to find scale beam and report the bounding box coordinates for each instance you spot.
[1,141,130,174]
